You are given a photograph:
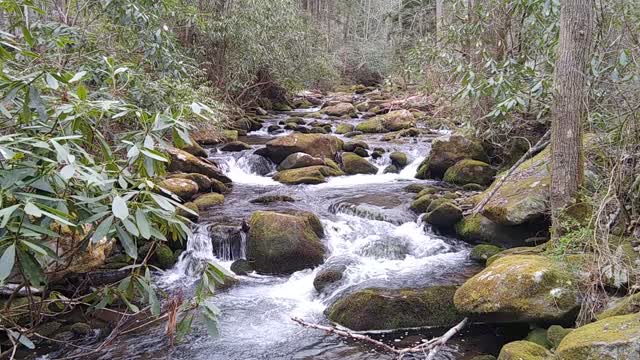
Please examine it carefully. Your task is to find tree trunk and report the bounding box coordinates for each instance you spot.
[435,0,444,43]
[550,0,594,237]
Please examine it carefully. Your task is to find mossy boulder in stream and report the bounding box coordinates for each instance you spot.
[273,165,344,185]
[335,123,355,134]
[166,147,231,183]
[423,202,462,228]
[322,102,356,117]
[410,194,437,214]
[556,313,640,360]
[193,193,224,209]
[469,244,503,264]
[152,243,176,270]
[454,255,579,323]
[158,178,199,201]
[416,134,488,179]
[178,138,208,157]
[169,173,212,192]
[497,341,551,360]
[176,201,199,222]
[277,152,326,171]
[265,133,344,163]
[313,264,347,293]
[443,159,496,186]
[454,213,544,248]
[382,110,416,131]
[327,286,464,331]
[341,152,377,175]
[389,151,408,168]
[247,211,325,274]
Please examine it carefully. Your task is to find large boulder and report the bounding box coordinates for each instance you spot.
[355,117,386,133]
[265,134,343,164]
[166,147,232,184]
[335,123,355,134]
[168,173,212,192]
[597,293,640,320]
[220,141,251,152]
[247,211,325,274]
[423,202,463,228]
[556,313,640,360]
[454,255,580,323]
[191,129,238,145]
[322,102,356,117]
[443,159,496,186]
[158,178,199,201]
[178,138,208,157]
[277,152,325,171]
[454,214,544,248]
[382,110,415,131]
[192,193,224,209]
[416,134,488,179]
[498,341,550,360]
[478,148,550,226]
[273,165,344,185]
[341,152,377,175]
[327,286,464,331]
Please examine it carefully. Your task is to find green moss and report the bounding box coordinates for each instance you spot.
[273,103,292,111]
[424,202,462,228]
[355,117,385,133]
[404,184,428,193]
[328,286,464,331]
[443,159,495,186]
[342,152,377,175]
[153,243,176,270]
[389,151,408,167]
[597,293,640,320]
[547,325,573,348]
[273,165,344,185]
[470,244,503,264]
[455,214,482,239]
[335,123,355,134]
[498,341,550,360]
[193,193,224,209]
[415,187,437,198]
[525,328,552,349]
[177,201,199,222]
[169,173,212,192]
[556,313,640,360]
[158,178,199,201]
[410,194,435,214]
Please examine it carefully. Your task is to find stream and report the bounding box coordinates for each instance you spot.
[62,107,508,359]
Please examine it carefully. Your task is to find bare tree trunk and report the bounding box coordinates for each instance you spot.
[435,0,444,43]
[550,0,594,237]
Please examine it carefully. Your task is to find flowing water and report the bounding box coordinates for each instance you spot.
[63,109,507,359]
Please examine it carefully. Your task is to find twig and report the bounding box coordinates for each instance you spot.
[291,317,468,360]
[469,130,551,216]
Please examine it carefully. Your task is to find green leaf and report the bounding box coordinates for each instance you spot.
[0,244,16,282]
[77,83,88,100]
[45,73,59,90]
[176,313,194,341]
[92,216,114,243]
[24,202,43,218]
[140,148,168,162]
[21,26,34,46]
[8,330,35,350]
[20,240,49,256]
[17,248,46,287]
[112,196,129,220]
[135,209,151,240]
[121,218,139,237]
[115,225,137,259]
[0,204,20,228]
[69,71,87,83]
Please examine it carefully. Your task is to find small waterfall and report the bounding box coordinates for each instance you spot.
[172,224,215,277]
[221,156,280,186]
[211,224,246,261]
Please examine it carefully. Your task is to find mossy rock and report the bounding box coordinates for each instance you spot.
[158,178,199,201]
[313,264,346,293]
[383,164,399,174]
[220,141,252,152]
[178,139,208,157]
[193,193,224,210]
[166,147,231,184]
[247,211,325,274]
[597,293,640,320]
[454,255,580,323]
[292,98,313,109]
[273,165,344,185]
[389,151,408,168]
[454,214,544,248]
[556,313,640,360]
[443,159,496,186]
[335,123,355,134]
[547,325,573,348]
[327,286,464,331]
[191,128,237,145]
[169,173,212,192]
[153,243,176,270]
[416,134,488,179]
[410,194,436,214]
[249,195,295,204]
[70,322,93,336]
[416,187,438,197]
[273,102,292,112]
[525,328,552,349]
[265,133,344,163]
[498,341,550,360]
[469,244,503,264]
[404,184,428,193]
[471,356,497,360]
[355,117,386,133]
[343,140,369,152]
[463,183,486,191]
[341,152,377,175]
[424,202,462,228]
[382,110,415,131]
[230,259,253,275]
[322,102,356,117]
[278,152,326,171]
[486,244,548,266]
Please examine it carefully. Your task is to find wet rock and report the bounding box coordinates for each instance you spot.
[287,116,306,124]
[193,193,224,210]
[220,141,252,152]
[353,147,369,157]
[454,214,543,248]
[293,126,310,134]
[322,102,356,117]
[152,243,176,270]
[309,126,328,134]
[341,152,377,175]
[443,159,496,186]
[355,117,385,133]
[277,152,325,171]
[273,103,292,112]
[249,195,295,204]
[404,184,428,193]
[313,264,346,293]
[343,131,363,138]
[389,151,408,168]
[169,173,212,192]
[343,141,369,152]
[230,118,263,133]
[273,165,344,185]
[498,341,550,360]
[471,356,497,360]
[265,133,344,164]
[176,202,199,222]
[556,313,640,359]
[383,164,399,174]
[166,147,231,183]
[210,224,244,260]
[210,178,231,194]
[328,286,464,331]
[357,238,410,260]
[158,178,199,201]
[355,101,369,112]
[292,98,313,109]
[230,259,253,276]
[267,125,281,133]
[462,183,486,191]
[410,194,437,214]
[247,211,325,274]
[469,244,503,264]
[547,325,573,348]
[454,255,580,323]
[178,139,208,157]
[416,134,488,179]
[423,202,462,228]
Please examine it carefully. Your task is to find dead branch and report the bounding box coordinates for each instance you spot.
[291,317,468,360]
[469,130,551,216]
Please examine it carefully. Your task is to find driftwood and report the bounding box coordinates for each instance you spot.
[291,317,468,360]
[469,130,551,216]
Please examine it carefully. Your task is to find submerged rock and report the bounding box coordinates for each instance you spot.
[249,195,295,204]
[328,286,464,331]
[443,159,496,186]
[556,313,640,360]
[313,264,347,293]
[454,255,579,324]
[416,134,488,179]
[273,165,344,185]
[341,152,377,175]
[247,211,325,274]
[230,259,253,276]
[265,133,343,164]
[497,341,550,360]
